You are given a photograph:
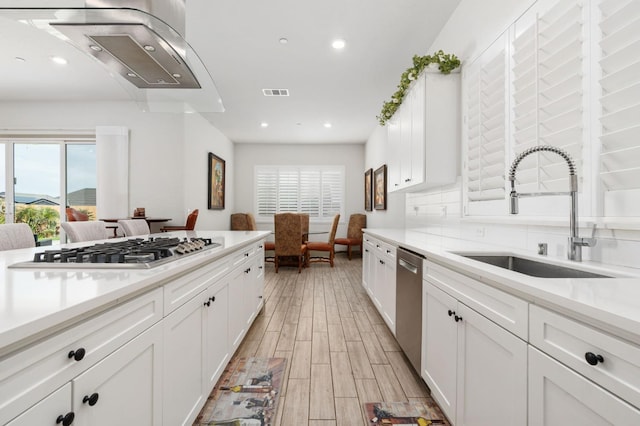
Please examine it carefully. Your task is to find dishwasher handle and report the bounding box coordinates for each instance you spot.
[398,258,419,274]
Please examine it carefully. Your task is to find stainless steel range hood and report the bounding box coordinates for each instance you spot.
[0,0,224,112]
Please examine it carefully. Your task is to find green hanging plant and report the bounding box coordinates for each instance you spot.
[377,50,461,126]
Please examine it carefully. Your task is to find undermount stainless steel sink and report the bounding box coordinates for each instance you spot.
[458,254,613,279]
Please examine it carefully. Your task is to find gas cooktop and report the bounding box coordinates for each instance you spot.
[9,237,221,269]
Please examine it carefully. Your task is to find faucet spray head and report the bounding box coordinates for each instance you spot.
[509,191,519,214]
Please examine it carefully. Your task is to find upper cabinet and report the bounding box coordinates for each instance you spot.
[387,70,460,193]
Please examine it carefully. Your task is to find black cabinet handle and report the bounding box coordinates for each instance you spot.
[244,267,251,273]
[209,296,216,303]
[447,310,454,317]
[259,245,263,249]
[454,315,463,322]
[204,300,211,307]
[379,259,384,265]
[585,352,604,365]
[68,348,86,362]
[82,393,99,406]
[56,412,75,426]
[244,252,250,257]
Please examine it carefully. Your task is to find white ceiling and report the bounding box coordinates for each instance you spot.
[0,0,461,144]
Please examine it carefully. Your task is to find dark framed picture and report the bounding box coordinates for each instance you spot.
[208,152,225,210]
[364,168,373,211]
[374,165,387,210]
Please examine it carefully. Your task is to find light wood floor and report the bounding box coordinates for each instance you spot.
[224,253,449,426]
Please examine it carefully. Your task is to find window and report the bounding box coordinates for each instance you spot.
[255,166,344,221]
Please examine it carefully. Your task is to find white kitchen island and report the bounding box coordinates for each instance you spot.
[0,230,269,426]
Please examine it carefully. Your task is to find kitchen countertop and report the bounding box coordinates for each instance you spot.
[0,230,270,358]
[365,228,640,346]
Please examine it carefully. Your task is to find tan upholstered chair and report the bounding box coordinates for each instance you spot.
[61,221,109,243]
[118,219,151,236]
[0,223,36,251]
[305,214,340,267]
[161,209,199,232]
[274,213,307,273]
[246,213,258,230]
[334,213,366,260]
[230,213,251,230]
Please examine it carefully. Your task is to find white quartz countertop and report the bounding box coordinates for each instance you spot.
[365,228,640,345]
[0,230,270,357]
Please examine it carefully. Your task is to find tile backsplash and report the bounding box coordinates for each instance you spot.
[405,182,640,270]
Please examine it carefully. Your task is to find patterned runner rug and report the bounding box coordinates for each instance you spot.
[195,357,286,426]
[364,401,449,425]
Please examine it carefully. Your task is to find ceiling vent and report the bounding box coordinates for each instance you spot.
[262,89,289,96]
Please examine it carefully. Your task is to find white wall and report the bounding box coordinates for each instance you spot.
[365,0,640,270]
[0,101,230,232]
[233,142,365,239]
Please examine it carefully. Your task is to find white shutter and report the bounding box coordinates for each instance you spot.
[599,0,640,216]
[465,36,507,203]
[277,168,299,212]
[256,168,277,216]
[512,0,586,194]
[320,169,343,218]
[300,169,321,217]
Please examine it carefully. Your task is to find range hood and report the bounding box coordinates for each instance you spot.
[0,0,224,112]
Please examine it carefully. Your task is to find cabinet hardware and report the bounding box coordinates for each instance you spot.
[379,259,384,265]
[244,268,251,273]
[82,393,99,406]
[454,315,463,322]
[584,352,604,366]
[204,300,211,307]
[210,296,216,302]
[448,310,455,317]
[67,348,86,362]
[56,412,75,426]
[244,252,249,257]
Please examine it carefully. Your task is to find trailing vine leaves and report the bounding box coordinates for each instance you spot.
[377,50,460,126]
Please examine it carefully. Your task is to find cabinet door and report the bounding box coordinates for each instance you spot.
[456,303,527,426]
[6,383,72,426]
[246,256,264,324]
[387,119,402,191]
[362,240,374,295]
[73,323,163,426]
[228,265,249,351]
[204,283,230,391]
[379,256,396,334]
[399,100,413,187]
[422,280,458,423]
[163,292,207,426]
[409,73,426,186]
[372,252,385,310]
[528,346,640,425]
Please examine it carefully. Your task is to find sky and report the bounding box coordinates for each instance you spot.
[1,143,96,197]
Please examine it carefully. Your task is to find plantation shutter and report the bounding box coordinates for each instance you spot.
[511,0,586,194]
[277,168,299,212]
[300,169,321,217]
[256,168,277,216]
[465,34,507,205]
[320,169,342,218]
[599,0,640,216]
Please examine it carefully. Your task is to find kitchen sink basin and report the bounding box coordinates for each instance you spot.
[458,254,613,279]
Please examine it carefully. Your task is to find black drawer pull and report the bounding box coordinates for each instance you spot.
[585,352,604,366]
[454,315,463,322]
[68,348,86,362]
[56,412,75,426]
[447,310,454,317]
[82,393,99,406]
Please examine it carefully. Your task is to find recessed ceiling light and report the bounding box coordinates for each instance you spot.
[260,122,269,128]
[15,57,25,62]
[89,45,102,52]
[324,122,332,128]
[143,45,156,52]
[172,73,182,78]
[127,72,137,78]
[279,37,288,44]
[50,56,67,65]
[332,39,346,50]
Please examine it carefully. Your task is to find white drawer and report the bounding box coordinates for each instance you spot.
[530,304,640,409]
[425,260,528,340]
[163,257,230,314]
[231,244,257,268]
[374,240,396,261]
[0,288,162,425]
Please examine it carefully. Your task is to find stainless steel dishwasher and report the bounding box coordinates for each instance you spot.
[396,247,425,374]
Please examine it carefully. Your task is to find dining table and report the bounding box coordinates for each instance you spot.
[100,217,172,237]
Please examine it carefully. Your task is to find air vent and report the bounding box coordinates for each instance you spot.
[262,89,289,96]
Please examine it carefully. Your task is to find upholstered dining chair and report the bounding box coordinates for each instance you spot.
[274,212,307,273]
[117,219,151,237]
[334,213,366,260]
[230,213,250,230]
[161,209,199,232]
[66,207,89,222]
[0,223,36,251]
[61,221,109,243]
[305,214,340,267]
[246,213,258,231]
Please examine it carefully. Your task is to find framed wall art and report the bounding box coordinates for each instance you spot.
[364,168,373,211]
[208,152,226,210]
[374,164,387,210]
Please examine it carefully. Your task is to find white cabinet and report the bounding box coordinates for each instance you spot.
[387,71,459,193]
[422,270,527,425]
[362,235,397,334]
[73,323,163,426]
[529,346,640,425]
[6,384,72,426]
